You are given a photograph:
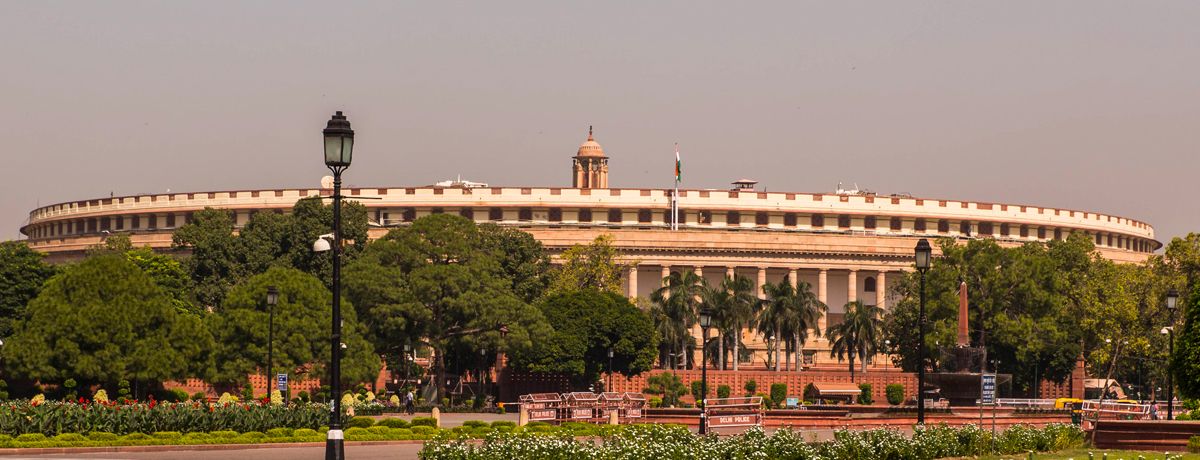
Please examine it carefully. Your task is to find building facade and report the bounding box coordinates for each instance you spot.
[19,130,1160,367]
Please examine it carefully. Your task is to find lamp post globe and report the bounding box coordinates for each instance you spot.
[323,111,354,168]
[321,111,354,460]
[914,238,931,425]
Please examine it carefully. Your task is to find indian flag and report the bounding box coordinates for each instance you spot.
[674,144,681,182]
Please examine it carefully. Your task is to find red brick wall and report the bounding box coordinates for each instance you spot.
[608,369,919,403]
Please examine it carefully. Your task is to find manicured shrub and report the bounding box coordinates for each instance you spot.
[345,427,368,436]
[16,433,47,442]
[368,426,391,435]
[1188,435,1199,453]
[265,427,294,438]
[346,416,375,428]
[378,418,410,429]
[210,430,239,439]
[886,384,905,405]
[191,391,208,401]
[410,426,436,435]
[490,420,516,428]
[392,428,413,436]
[297,391,311,403]
[88,432,118,441]
[803,383,819,402]
[294,428,319,438]
[717,384,731,399]
[462,420,488,428]
[238,431,267,441]
[166,388,189,402]
[54,433,86,442]
[411,416,438,427]
[121,433,149,441]
[770,383,788,408]
[690,380,707,405]
[152,431,182,440]
[857,383,874,405]
[743,379,757,396]
[182,432,210,442]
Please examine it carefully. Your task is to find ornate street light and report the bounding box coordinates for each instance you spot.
[266,286,278,402]
[698,308,712,435]
[607,348,614,392]
[914,238,932,425]
[1165,288,1178,420]
[320,111,353,460]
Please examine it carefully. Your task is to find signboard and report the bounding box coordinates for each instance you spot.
[980,373,996,405]
[528,409,557,421]
[625,408,643,418]
[276,374,288,392]
[785,397,800,408]
[708,414,759,428]
[571,408,592,419]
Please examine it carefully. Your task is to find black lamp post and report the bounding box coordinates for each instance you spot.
[1165,288,1178,420]
[914,238,932,426]
[607,348,614,392]
[266,286,278,399]
[698,308,712,435]
[317,111,353,460]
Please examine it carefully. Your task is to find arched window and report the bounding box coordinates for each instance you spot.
[864,277,877,293]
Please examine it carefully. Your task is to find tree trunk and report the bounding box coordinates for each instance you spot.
[849,349,856,383]
[435,345,447,404]
[718,330,725,370]
[796,335,803,372]
[774,327,782,372]
[732,324,741,371]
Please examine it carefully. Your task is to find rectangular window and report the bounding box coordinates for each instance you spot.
[864,216,876,229]
[1054,228,1062,240]
[549,208,562,222]
[1095,233,1102,245]
[101,217,111,231]
[1107,234,1113,247]
[837,215,850,229]
[518,208,532,221]
[402,208,416,222]
[698,210,712,224]
[812,214,825,228]
[1000,223,1009,237]
[727,211,741,225]
[959,221,971,235]
[148,215,157,229]
[638,209,652,223]
[1038,227,1046,239]
[1020,225,1029,238]
[489,208,503,221]
[114,217,124,230]
[890,217,902,231]
[431,207,444,214]
[459,208,475,220]
[132,216,141,230]
[755,212,768,226]
[167,214,176,228]
[784,213,797,226]
[915,218,926,232]
[608,209,622,223]
[978,222,993,235]
[938,219,949,233]
[579,209,593,222]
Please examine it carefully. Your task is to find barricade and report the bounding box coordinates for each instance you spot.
[621,392,646,420]
[519,393,563,422]
[563,392,601,421]
[704,396,764,429]
[597,392,624,420]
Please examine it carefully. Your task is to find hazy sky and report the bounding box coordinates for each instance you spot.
[2,1,1197,243]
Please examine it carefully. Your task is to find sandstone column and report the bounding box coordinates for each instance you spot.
[756,267,767,300]
[847,269,858,304]
[627,265,638,299]
[693,266,704,369]
[876,271,887,309]
[788,268,798,288]
[817,269,828,334]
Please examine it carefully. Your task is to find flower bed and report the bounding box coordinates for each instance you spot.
[418,423,1085,460]
[0,399,327,436]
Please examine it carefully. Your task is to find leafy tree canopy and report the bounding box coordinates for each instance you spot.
[4,254,214,387]
[207,266,378,386]
[0,241,57,337]
[509,289,658,386]
[548,234,627,296]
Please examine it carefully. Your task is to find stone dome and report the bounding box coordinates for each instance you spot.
[576,127,606,157]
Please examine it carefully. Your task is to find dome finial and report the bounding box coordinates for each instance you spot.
[588,125,593,141]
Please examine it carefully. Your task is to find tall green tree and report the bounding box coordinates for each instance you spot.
[827,301,883,380]
[1166,233,1200,399]
[4,254,214,392]
[702,275,759,371]
[760,277,824,372]
[343,214,549,402]
[172,208,240,308]
[0,241,57,337]
[207,266,378,387]
[548,234,627,296]
[509,289,658,387]
[651,270,706,369]
[479,223,551,303]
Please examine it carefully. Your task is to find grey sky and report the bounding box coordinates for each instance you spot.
[2,1,1197,243]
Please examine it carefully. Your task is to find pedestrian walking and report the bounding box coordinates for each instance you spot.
[405,389,415,415]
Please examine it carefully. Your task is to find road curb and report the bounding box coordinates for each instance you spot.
[0,440,427,456]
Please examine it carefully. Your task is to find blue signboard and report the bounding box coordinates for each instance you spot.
[980,373,996,405]
[277,373,288,391]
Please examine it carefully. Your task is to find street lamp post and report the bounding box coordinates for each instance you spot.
[607,348,614,392]
[914,238,932,426]
[315,111,353,460]
[1165,288,1178,420]
[698,308,712,435]
[266,286,278,400]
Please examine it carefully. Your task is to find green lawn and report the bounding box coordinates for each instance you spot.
[970,449,1198,460]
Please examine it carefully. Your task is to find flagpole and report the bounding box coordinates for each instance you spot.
[673,143,680,231]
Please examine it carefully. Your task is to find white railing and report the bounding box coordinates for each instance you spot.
[995,398,1057,409]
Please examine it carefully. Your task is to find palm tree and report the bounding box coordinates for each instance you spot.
[647,299,686,369]
[761,276,825,372]
[700,286,732,369]
[723,275,758,372]
[827,300,884,381]
[651,270,706,369]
